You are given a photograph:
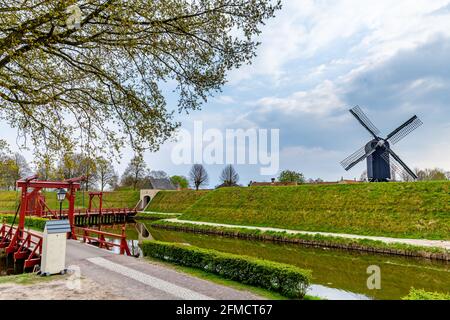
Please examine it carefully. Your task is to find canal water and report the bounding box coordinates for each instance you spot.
[1,221,449,300]
[141,224,449,300]
[99,222,450,300]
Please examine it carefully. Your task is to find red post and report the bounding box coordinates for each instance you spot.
[120,226,131,256]
[88,194,93,212]
[88,192,103,215]
[18,184,28,231]
[99,193,103,216]
[68,187,77,240]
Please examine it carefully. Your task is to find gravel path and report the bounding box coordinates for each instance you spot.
[166,219,450,250]
[0,277,125,300]
[65,240,263,300]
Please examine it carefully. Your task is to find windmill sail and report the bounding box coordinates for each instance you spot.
[386,115,423,145]
[341,106,421,182]
[349,105,381,138]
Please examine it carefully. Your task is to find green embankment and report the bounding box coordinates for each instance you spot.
[179,182,450,240]
[0,191,19,212]
[402,288,450,300]
[0,190,140,212]
[145,190,210,213]
[149,220,450,259]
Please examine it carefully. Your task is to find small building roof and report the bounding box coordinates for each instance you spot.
[149,177,177,190]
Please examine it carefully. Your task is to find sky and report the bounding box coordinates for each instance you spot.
[2,0,450,187]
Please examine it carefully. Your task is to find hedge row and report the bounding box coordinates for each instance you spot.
[402,288,450,300]
[142,240,312,299]
[0,214,47,231]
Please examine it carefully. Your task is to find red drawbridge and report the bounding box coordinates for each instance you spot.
[0,175,136,269]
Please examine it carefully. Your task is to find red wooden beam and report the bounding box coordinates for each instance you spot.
[16,180,82,189]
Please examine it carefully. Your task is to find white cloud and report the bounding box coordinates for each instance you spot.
[228,0,450,85]
[254,80,345,116]
[213,95,235,104]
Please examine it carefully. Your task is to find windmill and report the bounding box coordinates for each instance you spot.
[340,106,423,182]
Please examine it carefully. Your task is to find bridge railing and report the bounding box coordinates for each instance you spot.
[74,226,132,256]
[0,224,43,268]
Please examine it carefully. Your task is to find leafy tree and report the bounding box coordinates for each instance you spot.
[33,154,58,181]
[219,164,239,187]
[189,164,208,190]
[171,175,189,189]
[96,157,118,191]
[278,170,305,184]
[120,155,150,190]
[58,152,97,190]
[414,168,448,181]
[0,139,9,156]
[9,154,32,189]
[0,0,281,157]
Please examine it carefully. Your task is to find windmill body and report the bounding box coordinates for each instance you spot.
[341,106,423,182]
[365,139,390,182]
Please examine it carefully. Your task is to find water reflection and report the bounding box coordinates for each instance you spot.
[74,221,450,300]
[307,285,371,300]
[141,223,449,300]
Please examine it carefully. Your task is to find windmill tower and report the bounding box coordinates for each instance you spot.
[341,106,423,182]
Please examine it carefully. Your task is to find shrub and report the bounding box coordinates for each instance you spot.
[142,240,312,299]
[402,288,450,300]
[0,214,47,231]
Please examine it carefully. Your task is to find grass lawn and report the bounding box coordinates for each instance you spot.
[0,273,65,285]
[180,181,450,240]
[146,190,210,213]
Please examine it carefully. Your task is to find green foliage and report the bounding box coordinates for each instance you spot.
[402,288,450,300]
[180,182,450,239]
[0,190,140,212]
[120,155,151,190]
[278,170,305,183]
[170,175,189,189]
[415,168,449,181]
[135,212,180,220]
[0,191,19,211]
[142,240,312,299]
[0,0,281,157]
[0,214,47,231]
[146,190,210,213]
[148,226,450,300]
[0,273,65,285]
[77,190,140,209]
[0,153,31,190]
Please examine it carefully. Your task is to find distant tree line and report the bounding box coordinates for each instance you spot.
[1,138,448,192]
[360,168,449,182]
[0,140,193,191]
